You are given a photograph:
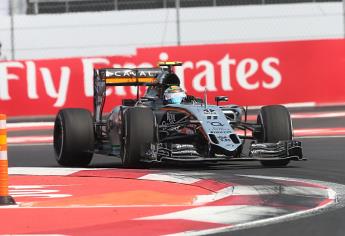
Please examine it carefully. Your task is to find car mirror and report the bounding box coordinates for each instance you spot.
[215,96,228,106]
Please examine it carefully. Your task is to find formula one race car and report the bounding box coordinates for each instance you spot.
[53,62,303,168]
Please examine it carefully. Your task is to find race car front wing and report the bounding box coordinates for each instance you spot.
[249,140,304,161]
[143,140,304,162]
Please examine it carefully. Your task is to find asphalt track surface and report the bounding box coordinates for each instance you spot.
[6,106,345,236]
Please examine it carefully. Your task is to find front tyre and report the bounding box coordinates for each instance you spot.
[257,105,292,167]
[121,107,155,168]
[53,108,94,167]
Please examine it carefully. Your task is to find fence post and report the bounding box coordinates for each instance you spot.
[176,0,181,46]
[9,0,15,60]
[343,0,345,38]
[0,114,16,205]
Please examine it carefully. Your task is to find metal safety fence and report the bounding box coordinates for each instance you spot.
[26,0,341,14]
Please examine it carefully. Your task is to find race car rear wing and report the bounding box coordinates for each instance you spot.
[93,67,163,124]
[93,62,182,124]
[98,68,162,86]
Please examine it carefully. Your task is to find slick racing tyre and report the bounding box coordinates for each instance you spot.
[121,107,155,168]
[257,105,292,167]
[53,108,94,167]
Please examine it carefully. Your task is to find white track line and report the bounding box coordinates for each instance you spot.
[139,173,201,184]
[7,122,54,128]
[297,135,345,139]
[7,136,53,144]
[140,205,288,225]
[246,111,345,121]
[8,167,91,176]
[247,102,317,110]
[193,186,234,205]
[231,185,331,198]
[5,235,66,236]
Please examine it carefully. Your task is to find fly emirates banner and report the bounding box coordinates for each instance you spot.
[0,39,344,116]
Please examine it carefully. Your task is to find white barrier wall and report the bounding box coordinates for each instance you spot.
[0,2,343,60]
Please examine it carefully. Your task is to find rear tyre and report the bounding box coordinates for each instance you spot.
[121,107,155,168]
[53,108,94,167]
[257,105,292,167]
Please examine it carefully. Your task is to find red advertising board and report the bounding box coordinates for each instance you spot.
[0,39,344,117]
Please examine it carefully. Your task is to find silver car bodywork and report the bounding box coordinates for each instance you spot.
[92,64,304,164]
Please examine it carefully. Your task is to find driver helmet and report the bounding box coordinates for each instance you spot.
[163,85,186,104]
